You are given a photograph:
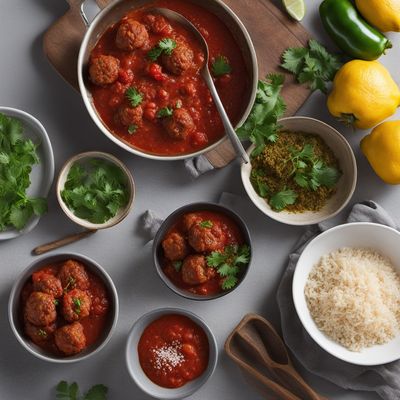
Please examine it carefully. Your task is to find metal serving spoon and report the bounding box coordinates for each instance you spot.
[151,7,250,164]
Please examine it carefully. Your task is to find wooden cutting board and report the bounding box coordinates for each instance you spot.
[43,0,311,167]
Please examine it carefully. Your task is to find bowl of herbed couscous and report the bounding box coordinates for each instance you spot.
[293,222,400,366]
[241,116,357,225]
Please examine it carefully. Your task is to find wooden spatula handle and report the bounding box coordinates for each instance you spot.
[32,229,97,255]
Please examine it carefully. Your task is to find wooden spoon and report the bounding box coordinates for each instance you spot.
[225,313,328,400]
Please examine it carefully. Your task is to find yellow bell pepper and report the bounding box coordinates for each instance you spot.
[361,121,400,184]
[356,0,400,32]
[327,60,400,130]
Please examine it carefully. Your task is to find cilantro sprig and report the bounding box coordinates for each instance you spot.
[281,39,342,93]
[199,220,213,228]
[56,381,108,400]
[61,159,129,224]
[0,113,48,231]
[148,38,177,61]
[125,87,143,108]
[211,55,232,77]
[157,107,174,118]
[207,245,251,290]
[236,74,286,156]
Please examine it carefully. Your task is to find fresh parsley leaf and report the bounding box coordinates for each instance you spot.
[128,124,137,134]
[125,87,143,107]
[157,107,174,118]
[281,39,342,93]
[73,298,82,314]
[236,74,286,155]
[9,205,34,230]
[199,220,213,228]
[269,189,297,211]
[61,159,129,224]
[211,55,232,77]
[175,100,182,109]
[83,384,108,400]
[311,163,341,189]
[173,261,183,272]
[251,169,269,198]
[206,244,250,290]
[148,38,177,61]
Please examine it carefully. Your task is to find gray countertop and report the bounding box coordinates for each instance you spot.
[1,0,399,399]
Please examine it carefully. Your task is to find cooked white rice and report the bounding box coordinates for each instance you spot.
[304,247,400,351]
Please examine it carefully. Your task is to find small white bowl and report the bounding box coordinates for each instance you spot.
[126,308,218,399]
[241,117,357,226]
[293,222,400,366]
[0,107,54,240]
[56,151,135,230]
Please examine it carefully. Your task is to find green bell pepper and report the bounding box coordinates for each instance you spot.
[319,0,392,61]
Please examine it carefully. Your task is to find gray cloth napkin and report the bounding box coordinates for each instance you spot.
[277,201,400,400]
[184,155,215,178]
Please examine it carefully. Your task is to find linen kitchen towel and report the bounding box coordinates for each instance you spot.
[277,200,400,400]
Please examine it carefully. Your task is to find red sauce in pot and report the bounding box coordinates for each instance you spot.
[88,0,250,156]
[138,314,209,388]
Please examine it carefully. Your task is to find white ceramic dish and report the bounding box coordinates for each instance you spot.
[241,116,357,226]
[293,222,400,366]
[0,107,54,240]
[126,308,218,399]
[56,151,135,230]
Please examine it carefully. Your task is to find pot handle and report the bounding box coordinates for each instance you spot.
[79,0,112,27]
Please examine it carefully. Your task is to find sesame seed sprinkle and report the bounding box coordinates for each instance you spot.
[151,341,185,372]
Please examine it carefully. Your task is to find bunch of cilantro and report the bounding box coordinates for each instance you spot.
[0,113,47,231]
[61,159,129,224]
[56,381,107,400]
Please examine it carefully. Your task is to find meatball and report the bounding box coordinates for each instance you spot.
[143,14,173,35]
[182,213,202,232]
[162,43,194,75]
[181,255,214,285]
[89,55,120,86]
[25,321,56,346]
[33,273,63,298]
[115,105,143,127]
[116,19,149,51]
[62,289,92,322]
[188,222,226,252]
[54,322,86,356]
[162,232,189,261]
[58,260,90,292]
[163,108,195,140]
[24,291,57,327]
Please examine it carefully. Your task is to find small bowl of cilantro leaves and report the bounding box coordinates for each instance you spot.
[57,151,135,230]
[0,107,54,240]
[241,116,357,226]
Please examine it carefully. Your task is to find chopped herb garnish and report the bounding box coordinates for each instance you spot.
[207,244,251,290]
[73,298,82,314]
[281,39,342,93]
[128,124,137,134]
[157,107,174,118]
[61,159,129,224]
[236,74,286,156]
[54,299,59,306]
[56,381,108,400]
[175,100,182,109]
[125,87,143,107]
[269,189,298,211]
[64,277,76,292]
[199,220,213,228]
[173,261,183,272]
[38,329,47,338]
[148,38,177,61]
[211,55,232,77]
[0,113,48,231]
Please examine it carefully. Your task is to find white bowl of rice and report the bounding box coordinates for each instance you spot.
[293,222,400,366]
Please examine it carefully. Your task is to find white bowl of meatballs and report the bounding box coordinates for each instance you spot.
[77,0,258,160]
[153,203,252,300]
[8,253,119,363]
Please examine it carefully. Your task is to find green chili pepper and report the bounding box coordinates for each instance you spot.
[319,0,392,61]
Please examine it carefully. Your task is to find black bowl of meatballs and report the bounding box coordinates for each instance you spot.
[8,253,119,363]
[153,203,252,300]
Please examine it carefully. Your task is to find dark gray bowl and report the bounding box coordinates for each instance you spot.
[8,252,119,363]
[153,202,252,300]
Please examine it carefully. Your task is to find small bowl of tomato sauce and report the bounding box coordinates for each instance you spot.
[126,308,217,398]
[153,203,252,300]
[8,252,119,363]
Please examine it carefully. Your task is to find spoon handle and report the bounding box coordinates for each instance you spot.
[32,229,97,255]
[202,69,250,164]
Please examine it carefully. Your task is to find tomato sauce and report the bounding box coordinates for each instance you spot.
[20,260,110,356]
[88,0,250,156]
[161,210,247,296]
[138,314,209,388]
